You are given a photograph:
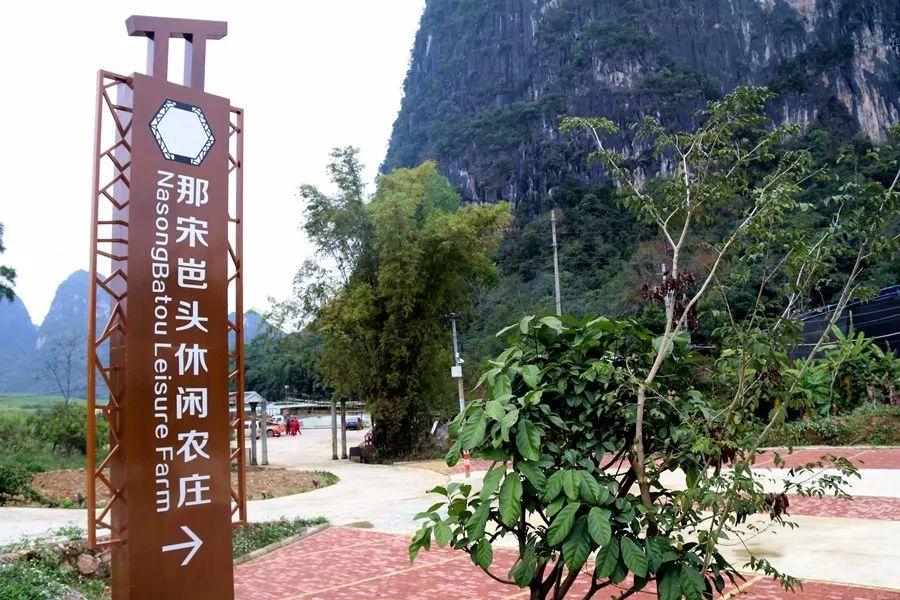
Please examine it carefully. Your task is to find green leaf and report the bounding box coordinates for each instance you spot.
[495,323,518,338]
[579,471,602,503]
[466,500,490,541]
[460,409,487,450]
[546,413,567,429]
[587,507,611,546]
[621,537,648,578]
[685,463,699,489]
[652,335,668,355]
[484,399,506,422]
[408,525,432,563]
[545,496,565,518]
[434,520,451,547]
[547,502,580,546]
[681,565,705,600]
[515,421,541,461]
[519,315,535,334]
[539,315,563,331]
[562,470,580,501]
[543,470,564,502]
[500,409,519,442]
[491,374,512,400]
[445,439,461,467]
[519,364,540,389]
[562,520,591,571]
[472,539,493,569]
[657,566,682,600]
[594,538,619,579]
[610,558,628,584]
[510,547,536,587]
[646,537,663,572]
[516,460,546,493]
[522,389,544,406]
[480,465,505,500]
[475,367,500,391]
[498,472,523,527]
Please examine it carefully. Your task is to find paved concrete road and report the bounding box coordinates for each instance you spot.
[248,428,446,532]
[3,439,899,592]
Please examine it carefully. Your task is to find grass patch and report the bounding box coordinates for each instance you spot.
[311,470,339,486]
[232,516,327,558]
[0,393,87,415]
[0,561,105,600]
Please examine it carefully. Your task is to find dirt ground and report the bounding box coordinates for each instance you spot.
[23,467,335,507]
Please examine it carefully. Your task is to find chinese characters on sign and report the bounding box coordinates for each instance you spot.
[152,171,215,517]
[120,73,233,598]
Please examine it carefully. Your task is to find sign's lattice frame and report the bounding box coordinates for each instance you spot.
[86,71,247,549]
[227,105,247,525]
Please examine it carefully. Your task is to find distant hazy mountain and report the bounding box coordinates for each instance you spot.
[243,310,263,342]
[0,270,266,394]
[0,294,38,392]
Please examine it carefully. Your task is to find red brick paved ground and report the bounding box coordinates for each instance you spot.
[449,448,900,476]
[786,495,900,520]
[752,448,900,470]
[234,527,900,600]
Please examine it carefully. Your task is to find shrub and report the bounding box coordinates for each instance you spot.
[232,517,326,558]
[768,405,900,446]
[819,327,900,412]
[29,404,107,456]
[0,463,31,504]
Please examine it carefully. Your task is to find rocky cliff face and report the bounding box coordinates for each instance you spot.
[383,0,899,205]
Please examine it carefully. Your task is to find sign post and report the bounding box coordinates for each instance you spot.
[86,16,246,599]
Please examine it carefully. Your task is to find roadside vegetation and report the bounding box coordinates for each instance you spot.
[0,399,105,505]
[0,527,106,600]
[409,87,899,599]
[232,516,327,558]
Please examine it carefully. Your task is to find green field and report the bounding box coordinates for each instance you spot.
[0,393,86,415]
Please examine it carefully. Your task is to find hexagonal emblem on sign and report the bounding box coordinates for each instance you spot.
[149,100,215,166]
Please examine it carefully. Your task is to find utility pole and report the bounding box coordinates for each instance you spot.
[449,312,470,477]
[449,313,465,413]
[551,209,562,315]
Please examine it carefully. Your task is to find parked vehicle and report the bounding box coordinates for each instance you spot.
[243,420,282,438]
[345,415,364,430]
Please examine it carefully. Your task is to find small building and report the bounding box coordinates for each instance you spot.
[227,390,267,416]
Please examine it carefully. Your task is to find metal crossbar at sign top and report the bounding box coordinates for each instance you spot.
[86,72,248,549]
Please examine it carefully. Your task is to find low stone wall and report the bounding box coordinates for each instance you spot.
[0,537,111,579]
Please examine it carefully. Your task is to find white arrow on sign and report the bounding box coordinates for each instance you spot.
[162,525,203,566]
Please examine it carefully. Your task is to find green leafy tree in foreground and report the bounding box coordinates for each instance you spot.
[281,149,513,457]
[411,87,897,598]
[0,223,16,301]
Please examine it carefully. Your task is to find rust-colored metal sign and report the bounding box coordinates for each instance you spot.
[87,16,245,600]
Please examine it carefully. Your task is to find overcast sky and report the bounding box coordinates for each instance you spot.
[0,0,425,325]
